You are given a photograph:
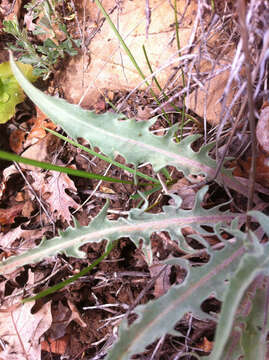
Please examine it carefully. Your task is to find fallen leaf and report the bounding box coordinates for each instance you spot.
[0,301,52,360]
[0,226,46,252]
[198,337,213,352]
[9,129,26,154]
[149,263,171,298]
[30,171,79,222]
[26,107,56,144]
[41,335,69,355]
[168,178,197,209]
[46,300,86,345]
[21,133,61,170]
[59,0,196,109]
[233,153,269,188]
[0,203,24,226]
[48,301,72,340]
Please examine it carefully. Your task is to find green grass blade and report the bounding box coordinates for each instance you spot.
[45,128,159,184]
[0,150,132,184]
[94,0,147,83]
[22,240,116,303]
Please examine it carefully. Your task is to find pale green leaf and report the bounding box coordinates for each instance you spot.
[9,54,236,184]
[208,230,269,360]
[240,288,269,360]
[106,239,245,360]
[0,187,238,274]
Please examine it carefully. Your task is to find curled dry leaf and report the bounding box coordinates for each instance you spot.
[20,133,61,170]
[168,177,199,209]
[9,129,26,154]
[26,107,57,143]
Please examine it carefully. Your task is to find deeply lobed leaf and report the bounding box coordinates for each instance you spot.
[0,187,238,274]
[9,55,232,181]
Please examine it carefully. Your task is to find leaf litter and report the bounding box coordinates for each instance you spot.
[0,0,269,359]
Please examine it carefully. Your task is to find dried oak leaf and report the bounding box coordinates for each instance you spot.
[0,301,52,360]
[30,171,79,222]
[0,226,46,252]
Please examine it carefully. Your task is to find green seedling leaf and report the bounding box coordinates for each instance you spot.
[107,239,246,360]
[240,288,269,360]
[0,61,38,123]
[9,54,249,199]
[0,186,239,274]
[208,230,269,360]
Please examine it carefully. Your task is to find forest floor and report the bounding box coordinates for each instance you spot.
[0,1,269,359]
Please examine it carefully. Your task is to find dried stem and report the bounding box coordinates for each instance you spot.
[237,0,257,228]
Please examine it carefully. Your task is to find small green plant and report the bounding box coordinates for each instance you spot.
[0,61,37,123]
[3,1,80,79]
[0,55,268,360]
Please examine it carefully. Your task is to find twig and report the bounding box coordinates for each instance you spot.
[145,0,151,39]
[237,0,256,228]
[125,265,169,317]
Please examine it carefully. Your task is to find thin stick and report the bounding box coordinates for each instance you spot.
[237,0,256,228]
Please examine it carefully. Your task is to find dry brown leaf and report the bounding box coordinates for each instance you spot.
[0,226,46,252]
[0,301,52,360]
[168,177,203,209]
[2,138,78,222]
[44,172,79,222]
[67,299,87,328]
[48,301,72,340]
[149,263,171,298]
[26,107,57,144]
[47,300,86,344]
[30,171,79,222]
[234,153,269,188]
[9,129,26,154]
[59,0,196,108]
[0,203,24,227]
[22,133,60,170]
[198,337,213,352]
[41,335,69,355]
